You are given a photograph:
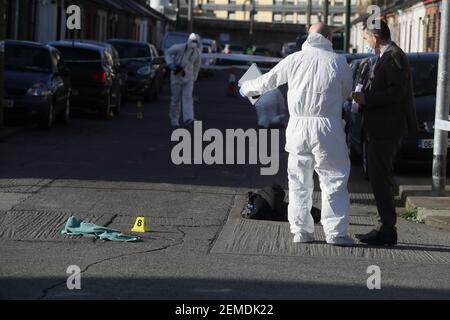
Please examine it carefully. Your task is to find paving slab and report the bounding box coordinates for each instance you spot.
[0,210,116,241]
[211,195,450,264]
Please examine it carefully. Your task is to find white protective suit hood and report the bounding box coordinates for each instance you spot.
[301,32,333,52]
[188,33,199,49]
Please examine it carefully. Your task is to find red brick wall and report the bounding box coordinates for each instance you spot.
[425,1,441,52]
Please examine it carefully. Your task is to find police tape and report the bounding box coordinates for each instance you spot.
[63,52,280,66]
[202,53,282,64]
[63,56,155,63]
[200,64,272,72]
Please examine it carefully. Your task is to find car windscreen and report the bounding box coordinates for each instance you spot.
[5,44,52,73]
[110,43,150,60]
[254,48,270,56]
[410,59,438,97]
[54,46,103,69]
[230,45,244,52]
[202,46,211,53]
[164,34,189,49]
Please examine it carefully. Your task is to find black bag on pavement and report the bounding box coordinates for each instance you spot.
[243,184,321,224]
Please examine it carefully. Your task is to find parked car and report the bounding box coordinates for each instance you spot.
[202,38,218,54]
[281,42,297,57]
[344,53,444,178]
[3,40,71,129]
[64,39,127,109]
[161,32,190,53]
[201,38,218,76]
[342,52,375,64]
[222,44,245,55]
[253,47,272,57]
[107,39,164,102]
[48,41,121,119]
[200,44,214,77]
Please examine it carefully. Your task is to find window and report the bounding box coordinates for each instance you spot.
[297,14,306,24]
[228,11,236,19]
[273,13,282,22]
[5,45,52,73]
[286,14,294,23]
[333,15,343,24]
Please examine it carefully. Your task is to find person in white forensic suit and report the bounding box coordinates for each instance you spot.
[165,33,202,127]
[254,88,289,128]
[240,23,354,245]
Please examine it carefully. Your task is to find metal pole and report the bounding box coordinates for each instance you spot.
[175,0,180,31]
[344,0,351,52]
[187,0,193,34]
[432,0,450,196]
[0,0,6,133]
[323,0,329,25]
[306,0,312,29]
[249,0,255,46]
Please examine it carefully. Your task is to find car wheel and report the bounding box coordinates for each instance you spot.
[101,93,112,120]
[115,92,122,116]
[58,98,70,124]
[40,102,54,130]
[362,136,369,180]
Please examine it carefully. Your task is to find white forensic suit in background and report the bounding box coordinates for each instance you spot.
[254,88,289,128]
[165,33,201,127]
[240,32,353,245]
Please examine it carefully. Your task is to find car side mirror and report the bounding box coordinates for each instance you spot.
[151,57,164,65]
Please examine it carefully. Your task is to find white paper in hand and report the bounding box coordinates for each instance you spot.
[351,83,363,113]
[239,63,262,105]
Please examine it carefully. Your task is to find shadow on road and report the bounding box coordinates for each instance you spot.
[1,276,449,300]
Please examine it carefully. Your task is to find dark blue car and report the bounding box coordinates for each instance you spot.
[49,40,121,119]
[3,40,71,129]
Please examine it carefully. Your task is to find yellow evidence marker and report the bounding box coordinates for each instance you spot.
[131,216,149,233]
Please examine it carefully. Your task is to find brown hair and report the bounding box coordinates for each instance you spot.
[364,19,391,41]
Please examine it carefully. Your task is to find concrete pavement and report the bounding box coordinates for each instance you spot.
[0,71,449,300]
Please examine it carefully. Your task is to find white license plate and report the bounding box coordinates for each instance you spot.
[3,100,14,108]
[417,139,450,149]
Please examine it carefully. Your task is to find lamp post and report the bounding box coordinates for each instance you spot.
[344,0,351,52]
[323,0,329,24]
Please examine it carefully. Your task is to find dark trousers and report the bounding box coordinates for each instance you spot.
[367,137,402,230]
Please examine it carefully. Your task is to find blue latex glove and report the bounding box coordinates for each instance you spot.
[239,87,247,98]
[168,63,177,71]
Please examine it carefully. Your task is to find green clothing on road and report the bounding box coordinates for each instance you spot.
[61,216,139,242]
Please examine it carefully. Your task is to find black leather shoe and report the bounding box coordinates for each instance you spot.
[355,229,378,241]
[356,228,397,246]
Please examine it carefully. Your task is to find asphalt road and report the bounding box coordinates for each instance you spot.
[0,71,449,300]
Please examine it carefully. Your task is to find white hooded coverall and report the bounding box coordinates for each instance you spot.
[165,34,202,126]
[241,33,353,243]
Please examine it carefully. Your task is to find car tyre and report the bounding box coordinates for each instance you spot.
[58,98,70,124]
[101,93,112,120]
[40,102,54,130]
[115,91,122,116]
